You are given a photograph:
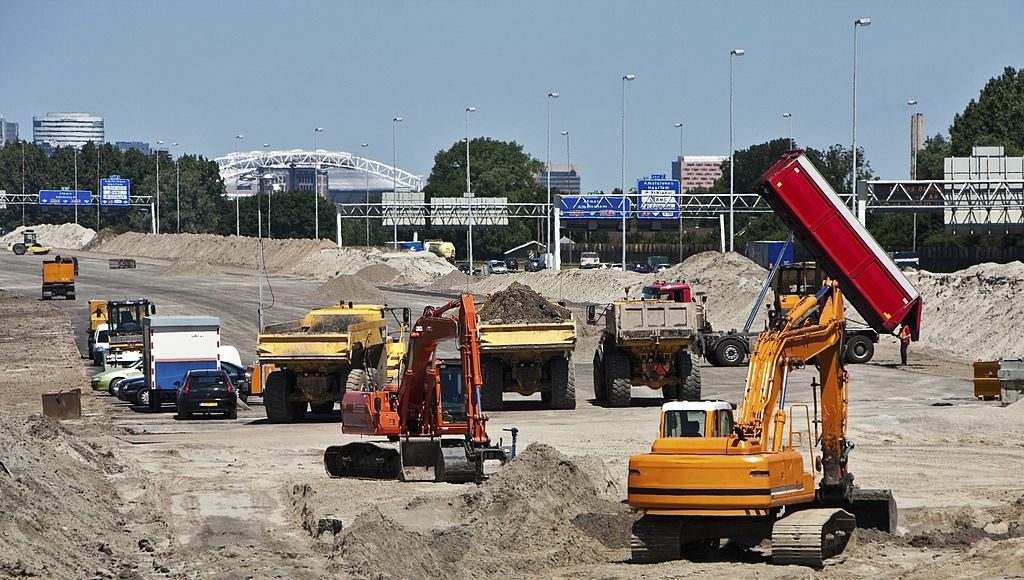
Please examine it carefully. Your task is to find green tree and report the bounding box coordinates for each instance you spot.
[915,134,951,180]
[949,66,1024,156]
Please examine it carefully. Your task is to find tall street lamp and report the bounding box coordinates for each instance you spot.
[73,145,79,224]
[391,116,402,248]
[674,122,683,161]
[234,135,243,236]
[783,113,794,149]
[466,107,476,275]
[556,130,570,271]
[729,49,744,252]
[313,127,324,239]
[155,140,164,233]
[851,17,871,210]
[172,142,180,233]
[907,99,920,253]
[546,92,559,258]
[620,73,635,269]
[262,143,271,238]
[674,122,684,263]
[362,142,370,245]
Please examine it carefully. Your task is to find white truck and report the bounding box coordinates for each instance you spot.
[91,323,109,366]
[580,251,601,269]
[143,316,221,412]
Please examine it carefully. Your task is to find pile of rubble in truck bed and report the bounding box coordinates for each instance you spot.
[477,282,571,324]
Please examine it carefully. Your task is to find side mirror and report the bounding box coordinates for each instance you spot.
[701,295,708,304]
[150,304,157,314]
[174,381,181,387]
[586,305,598,325]
[402,308,411,325]
[373,397,382,413]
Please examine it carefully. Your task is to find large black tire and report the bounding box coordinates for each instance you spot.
[311,402,335,414]
[592,350,607,402]
[12,243,26,255]
[844,335,875,364]
[344,368,367,392]
[93,351,103,367]
[714,338,746,367]
[677,351,702,401]
[480,356,504,411]
[662,383,678,401]
[549,357,576,410]
[226,407,238,420]
[136,388,150,407]
[605,348,632,408]
[264,371,304,423]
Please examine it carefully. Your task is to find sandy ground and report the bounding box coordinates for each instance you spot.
[1,248,1023,579]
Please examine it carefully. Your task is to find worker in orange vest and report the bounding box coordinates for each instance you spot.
[898,324,912,366]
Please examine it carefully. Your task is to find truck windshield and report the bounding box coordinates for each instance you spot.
[641,286,674,301]
[439,365,467,424]
[663,410,706,437]
[109,304,146,334]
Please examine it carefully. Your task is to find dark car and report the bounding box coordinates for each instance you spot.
[504,258,519,272]
[627,262,654,274]
[116,375,149,406]
[525,258,545,272]
[175,369,237,420]
[221,360,251,402]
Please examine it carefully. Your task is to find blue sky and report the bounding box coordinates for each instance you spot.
[2,0,1020,192]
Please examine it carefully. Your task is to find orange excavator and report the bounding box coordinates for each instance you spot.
[323,294,509,483]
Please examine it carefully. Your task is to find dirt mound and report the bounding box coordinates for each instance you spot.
[466,268,646,304]
[659,251,770,331]
[355,263,401,285]
[308,275,386,307]
[90,232,336,271]
[326,444,630,579]
[159,258,219,277]
[81,227,118,251]
[1,223,97,249]
[478,282,571,324]
[425,269,474,291]
[291,248,455,286]
[0,413,140,578]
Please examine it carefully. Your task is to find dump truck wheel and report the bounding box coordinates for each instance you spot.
[12,243,26,255]
[662,384,678,401]
[311,402,334,414]
[605,348,632,408]
[592,350,607,401]
[715,338,745,366]
[481,356,504,411]
[549,357,576,410]
[844,335,874,364]
[345,368,368,392]
[678,351,702,401]
[264,371,301,423]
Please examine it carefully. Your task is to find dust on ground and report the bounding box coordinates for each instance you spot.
[2,223,97,250]
[477,281,571,324]
[308,275,386,307]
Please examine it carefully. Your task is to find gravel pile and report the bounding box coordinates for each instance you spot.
[308,275,386,307]
[478,282,571,324]
[1,223,97,249]
[292,248,455,285]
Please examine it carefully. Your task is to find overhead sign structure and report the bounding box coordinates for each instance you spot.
[559,195,629,220]
[381,191,427,226]
[99,176,132,206]
[39,189,93,206]
[430,197,509,226]
[636,177,681,219]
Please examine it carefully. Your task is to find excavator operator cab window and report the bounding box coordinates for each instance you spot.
[663,410,706,438]
[438,363,467,424]
[715,410,734,438]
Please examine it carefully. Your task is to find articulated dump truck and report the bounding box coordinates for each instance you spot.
[478,315,577,410]
[256,303,409,423]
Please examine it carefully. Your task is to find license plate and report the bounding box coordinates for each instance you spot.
[200,402,217,407]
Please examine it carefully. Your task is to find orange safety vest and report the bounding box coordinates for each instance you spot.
[899,326,912,345]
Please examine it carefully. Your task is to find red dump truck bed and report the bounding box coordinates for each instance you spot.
[757,151,922,340]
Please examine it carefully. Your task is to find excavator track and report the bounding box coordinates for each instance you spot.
[771,508,855,568]
[630,515,682,563]
[324,442,401,479]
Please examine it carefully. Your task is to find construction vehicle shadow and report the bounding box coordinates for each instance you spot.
[498,400,552,412]
[587,397,665,409]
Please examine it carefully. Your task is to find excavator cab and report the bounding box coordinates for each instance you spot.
[660,401,734,438]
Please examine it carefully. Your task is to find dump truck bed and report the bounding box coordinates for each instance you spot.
[757,151,923,339]
[478,319,576,353]
[257,332,355,364]
[609,301,701,343]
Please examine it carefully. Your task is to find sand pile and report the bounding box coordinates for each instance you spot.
[91,232,336,271]
[659,251,771,331]
[291,247,455,285]
[159,258,218,277]
[325,444,630,579]
[308,275,386,306]
[355,263,401,285]
[465,268,647,304]
[426,269,474,292]
[478,282,571,324]
[1,223,96,249]
[908,262,1024,362]
[0,413,140,578]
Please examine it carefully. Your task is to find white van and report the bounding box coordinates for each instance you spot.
[220,345,242,368]
[580,252,601,269]
[92,324,109,366]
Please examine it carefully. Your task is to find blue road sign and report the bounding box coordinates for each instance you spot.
[636,178,680,219]
[39,189,93,206]
[99,176,131,206]
[559,196,630,220]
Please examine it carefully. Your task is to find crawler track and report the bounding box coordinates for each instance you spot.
[771,508,855,568]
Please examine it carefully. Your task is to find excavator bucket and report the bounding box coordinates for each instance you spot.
[844,487,898,533]
[324,442,401,479]
[399,439,486,483]
[399,439,440,482]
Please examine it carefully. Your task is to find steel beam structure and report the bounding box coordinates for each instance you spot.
[215,149,423,192]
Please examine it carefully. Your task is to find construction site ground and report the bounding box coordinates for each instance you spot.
[2,247,1023,579]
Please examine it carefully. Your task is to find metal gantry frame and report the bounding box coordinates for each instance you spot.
[215,149,424,192]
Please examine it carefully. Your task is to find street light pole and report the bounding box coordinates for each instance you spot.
[907,99,920,253]
[783,113,794,149]
[262,143,271,239]
[172,142,180,233]
[73,145,79,224]
[674,122,684,263]
[620,74,635,269]
[852,17,871,210]
[234,135,243,236]
[466,107,476,275]
[392,117,402,248]
[556,130,570,271]
[362,143,370,245]
[729,49,744,253]
[546,92,559,259]
[313,128,324,240]
[155,140,164,233]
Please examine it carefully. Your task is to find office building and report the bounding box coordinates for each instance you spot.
[671,155,727,192]
[33,112,104,153]
[0,115,18,145]
[115,141,151,154]
[534,164,581,195]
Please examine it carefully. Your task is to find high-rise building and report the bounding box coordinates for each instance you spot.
[33,112,104,153]
[0,115,18,146]
[534,164,581,195]
[672,155,727,191]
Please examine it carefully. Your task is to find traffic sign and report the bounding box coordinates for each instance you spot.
[99,176,131,206]
[559,196,630,220]
[636,178,680,219]
[39,189,93,206]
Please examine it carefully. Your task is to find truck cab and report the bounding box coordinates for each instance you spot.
[580,252,601,269]
[642,281,694,303]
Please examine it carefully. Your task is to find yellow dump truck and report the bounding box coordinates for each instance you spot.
[256,303,409,423]
[41,256,78,300]
[87,300,109,364]
[478,315,577,410]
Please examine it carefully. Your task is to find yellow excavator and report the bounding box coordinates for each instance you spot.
[627,280,896,567]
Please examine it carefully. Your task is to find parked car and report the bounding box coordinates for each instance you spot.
[579,251,601,269]
[91,359,143,393]
[221,360,251,403]
[504,258,519,272]
[485,260,509,275]
[525,258,545,272]
[175,369,237,420]
[115,375,149,406]
[627,262,654,274]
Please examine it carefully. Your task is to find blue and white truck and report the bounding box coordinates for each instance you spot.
[143,316,221,411]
